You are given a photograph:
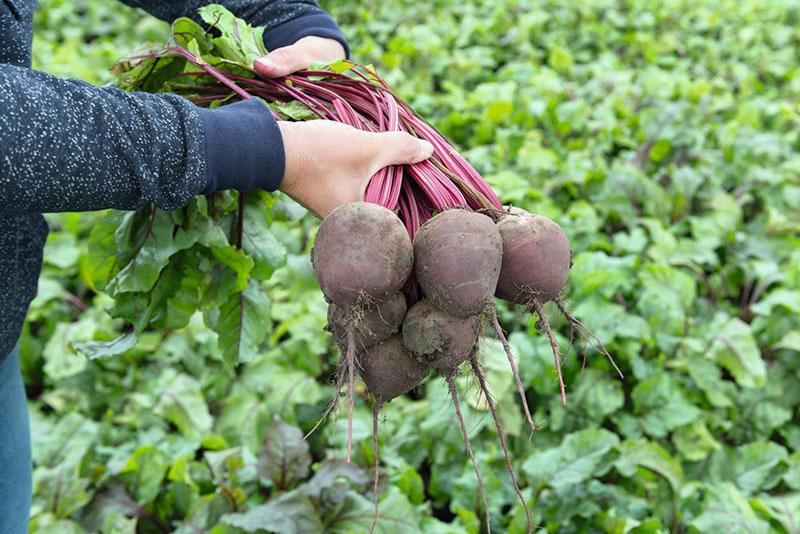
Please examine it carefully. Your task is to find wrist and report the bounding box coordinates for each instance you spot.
[276,121,308,201]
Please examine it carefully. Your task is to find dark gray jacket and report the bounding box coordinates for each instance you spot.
[0,0,347,357]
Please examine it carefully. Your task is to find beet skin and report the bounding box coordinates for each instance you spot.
[358,335,428,403]
[312,202,413,309]
[495,207,571,303]
[413,210,502,318]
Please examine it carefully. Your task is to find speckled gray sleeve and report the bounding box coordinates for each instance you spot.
[119,0,349,54]
[0,64,210,213]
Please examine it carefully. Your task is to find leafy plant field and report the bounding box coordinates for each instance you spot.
[24,0,800,532]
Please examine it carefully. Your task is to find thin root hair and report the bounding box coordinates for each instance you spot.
[554,298,623,379]
[470,355,533,534]
[489,306,541,434]
[447,375,491,534]
[530,301,567,407]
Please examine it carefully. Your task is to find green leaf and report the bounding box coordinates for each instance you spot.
[154,373,214,439]
[673,420,722,462]
[109,210,180,294]
[72,333,137,360]
[211,245,254,292]
[242,193,287,280]
[171,17,214,54]
[221,490,323,534]
[615,440,684,491]
[709,442,788,495]
[630,374,701,438]
[327,488,422,534]
[257,419,311,490]
[522,428,619,493]
[119,445,167,503]
[33,463,92,519]
[32,412,98,467]
[709,318,766,388]
[297,460,369,500]
[216,281,270,365]
[774,330,800,352]
[198,4,267,64]
[689,483,770,533]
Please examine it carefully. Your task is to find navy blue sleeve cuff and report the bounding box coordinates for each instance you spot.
[263,13,350,58]
[196,99,285,194]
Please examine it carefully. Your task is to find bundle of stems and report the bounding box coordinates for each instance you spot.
[159,45,502,237]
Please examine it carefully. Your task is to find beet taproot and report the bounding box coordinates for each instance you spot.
[495,208,571,304]
[413,209,502,318]
[312,202,413,309]
[328,293,407,351]
[402,299,480,371]
[358,335,428,403]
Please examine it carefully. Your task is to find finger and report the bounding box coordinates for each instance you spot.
[368,132,435,170]
[254,45,311,78]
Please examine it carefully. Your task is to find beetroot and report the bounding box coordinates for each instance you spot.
[493,207,622,409]
[358,335,428,403]
[402,299,480,370]
[312,202,413,309]
[496,208,571,304]
[413,210,502,318]
[328,293,407,351]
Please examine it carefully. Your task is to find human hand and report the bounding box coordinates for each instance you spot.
[254,36,346,78]
[276,120,434,218]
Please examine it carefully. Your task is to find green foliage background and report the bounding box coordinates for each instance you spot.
[24,0,800,532]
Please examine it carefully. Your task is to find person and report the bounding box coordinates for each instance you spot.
[0,1,434,531]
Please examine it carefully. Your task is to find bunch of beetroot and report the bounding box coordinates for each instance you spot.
[313,200,596,534]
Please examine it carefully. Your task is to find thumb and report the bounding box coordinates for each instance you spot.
[254,46,309,78]
[369,132,435,170]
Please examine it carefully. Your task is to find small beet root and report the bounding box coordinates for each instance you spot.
[313,202,413,309]
[414,209,502,319]
[495,207,571,304]
[328,293,407,351]
[402,299,480,371]
[358,335,429,403]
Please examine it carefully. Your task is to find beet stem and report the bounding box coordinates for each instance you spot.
[446,375,491,534]
[554,298,624,379]
[531,302,567,407]
[370,402,381,534]
[489,307,540,433]
[470,355,532,534]
[346,329,356,463]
